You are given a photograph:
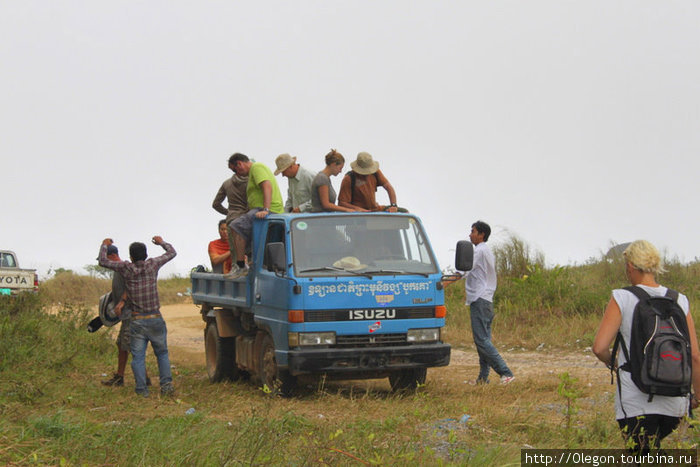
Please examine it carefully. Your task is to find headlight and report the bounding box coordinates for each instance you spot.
[407,328,440,343]
[288,332,336,347]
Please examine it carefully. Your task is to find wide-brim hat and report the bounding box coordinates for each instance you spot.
[274,153,297,175]
[98,291,121,327]
[350,152,379,175]
[332,256,367,271]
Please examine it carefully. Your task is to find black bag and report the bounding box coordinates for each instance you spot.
[611,286,692,403]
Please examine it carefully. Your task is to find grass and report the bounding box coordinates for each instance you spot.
[3,239,700,465]
[39,271,192,307]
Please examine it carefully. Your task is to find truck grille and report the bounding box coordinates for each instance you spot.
[305,307,434,322]
[335,333,407,348]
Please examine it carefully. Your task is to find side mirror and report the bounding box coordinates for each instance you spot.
[455,240,474,272]
[265,242,287,274]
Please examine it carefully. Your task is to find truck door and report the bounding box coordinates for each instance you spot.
[255,221,289,326]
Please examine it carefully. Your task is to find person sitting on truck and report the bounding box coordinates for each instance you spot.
[209,220,232,274]
[227,153,284,278]
[311,149,356,213]
[98,236,177,397]
[100,244,151,388]
[338,152,405,212]
[212,158,249,268]
[274,153,315,213]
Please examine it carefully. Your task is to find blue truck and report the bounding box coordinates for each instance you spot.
[191,212,472,395]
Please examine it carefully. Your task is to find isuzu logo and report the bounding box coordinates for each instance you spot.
[348,309,397,320]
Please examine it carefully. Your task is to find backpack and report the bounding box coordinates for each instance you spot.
[611,286,692,405]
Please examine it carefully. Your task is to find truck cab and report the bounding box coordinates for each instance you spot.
[191,212,471,395]
[0,250,38,295]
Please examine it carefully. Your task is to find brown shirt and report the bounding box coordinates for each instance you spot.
[212,174,249,223]
[338,169,389,210]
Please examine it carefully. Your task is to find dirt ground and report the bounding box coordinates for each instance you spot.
[159,303,609,388]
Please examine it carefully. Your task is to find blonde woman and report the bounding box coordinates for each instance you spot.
[311,149,356,212]
[593,240,700,453]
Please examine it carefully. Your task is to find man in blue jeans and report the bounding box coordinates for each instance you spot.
[462,221,514,385]
[99,235,177,397]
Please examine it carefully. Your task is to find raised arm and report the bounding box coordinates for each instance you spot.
[150,236,177,266]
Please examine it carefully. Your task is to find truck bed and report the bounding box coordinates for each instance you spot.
[190,272,249,308]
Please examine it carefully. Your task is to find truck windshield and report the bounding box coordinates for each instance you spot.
[291,215,438,277]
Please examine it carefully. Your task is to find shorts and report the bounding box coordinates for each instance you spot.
[229,208,262,245]
[116,319,131,352]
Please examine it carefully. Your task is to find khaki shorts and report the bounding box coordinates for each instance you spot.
[116,319,131,352]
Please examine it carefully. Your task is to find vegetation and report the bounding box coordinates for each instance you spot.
[38,272,192,308]
[2,238,699,465]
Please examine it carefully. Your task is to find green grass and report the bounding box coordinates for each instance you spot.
[3,243,700,465]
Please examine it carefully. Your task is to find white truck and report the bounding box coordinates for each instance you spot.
[0,250,38,295]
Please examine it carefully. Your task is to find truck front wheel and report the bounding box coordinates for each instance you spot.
[258,333,296,397]
[389,368,427,391]
[205,321,240,382]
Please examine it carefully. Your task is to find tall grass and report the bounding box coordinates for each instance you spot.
[39,272,192,307]
[445,235,700,349]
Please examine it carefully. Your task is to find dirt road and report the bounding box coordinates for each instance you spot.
[160,303,608,388]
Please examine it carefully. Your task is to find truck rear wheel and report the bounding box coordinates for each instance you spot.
[389,368,427,391]
[205,321,240,382]
[259,333,296,397]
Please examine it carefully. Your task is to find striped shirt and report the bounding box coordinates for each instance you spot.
[98,242,176,316]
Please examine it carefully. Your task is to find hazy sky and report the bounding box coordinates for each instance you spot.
[2,2,698,278]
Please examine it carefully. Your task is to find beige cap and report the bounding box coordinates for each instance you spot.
[350,152,379,175]
[274,153,297,175]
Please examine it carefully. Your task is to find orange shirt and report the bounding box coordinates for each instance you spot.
[208,239,232,274]
[338,169,389,210]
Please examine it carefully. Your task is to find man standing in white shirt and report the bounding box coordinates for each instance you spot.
[274,153,315,213]
[463,220,514,385]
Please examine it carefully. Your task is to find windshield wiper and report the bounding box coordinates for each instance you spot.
[361,269,404,276]
[299,266,373,279]
[299,266,344,274]
[363,269,431,278]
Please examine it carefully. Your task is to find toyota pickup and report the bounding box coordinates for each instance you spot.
[0,250,39,295]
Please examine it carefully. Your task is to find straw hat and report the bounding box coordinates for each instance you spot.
[350,152,379,175]
[274,153,297,175]
[332,256,367,271]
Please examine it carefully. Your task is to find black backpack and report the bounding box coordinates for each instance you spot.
[611,286,692,404]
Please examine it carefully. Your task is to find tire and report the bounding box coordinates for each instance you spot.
[205,321,240,382]
[389,368,427,392]
[258,333,296,397]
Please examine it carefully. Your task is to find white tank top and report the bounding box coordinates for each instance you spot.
[613,284,690,419]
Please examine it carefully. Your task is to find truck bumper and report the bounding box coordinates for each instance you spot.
[287,343,450,376]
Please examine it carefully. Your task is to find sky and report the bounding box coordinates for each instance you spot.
[1,1,698,279]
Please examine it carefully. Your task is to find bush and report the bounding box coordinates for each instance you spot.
[493,234,545,279]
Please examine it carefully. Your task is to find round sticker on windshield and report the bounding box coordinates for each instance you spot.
[296,222,308,231]
[409,218,416,225]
